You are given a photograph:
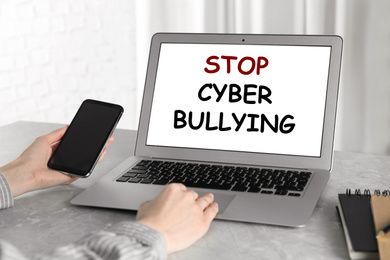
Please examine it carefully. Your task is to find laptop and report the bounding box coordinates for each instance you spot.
[71,33,342,227]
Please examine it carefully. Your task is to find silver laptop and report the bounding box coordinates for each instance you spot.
[72,33,342,227]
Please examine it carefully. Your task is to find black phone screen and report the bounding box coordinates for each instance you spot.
[48,99,123,177]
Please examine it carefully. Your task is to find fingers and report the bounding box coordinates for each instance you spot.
[197,193,215,211]
[36,169,79,189]
[162,184,216,216]
[106,135,115,147]
[40,125,68,145]
[188,189,199,200]
[97,135,114,163]
[165,183,199,199]
[97,149,108,164]
[197,193,219,223]
[165,182,187,192]
[63,175,79,184]
[203,202,219,222]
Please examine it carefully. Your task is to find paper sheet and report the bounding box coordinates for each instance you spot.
[371,196,390,260]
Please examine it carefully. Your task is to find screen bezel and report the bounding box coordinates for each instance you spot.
[48,99,123,177]
[135,33,342,171]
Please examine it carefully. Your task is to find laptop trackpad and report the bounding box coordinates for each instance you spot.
[195,190,235,215]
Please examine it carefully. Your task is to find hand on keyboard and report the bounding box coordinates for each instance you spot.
[136,183,219,253]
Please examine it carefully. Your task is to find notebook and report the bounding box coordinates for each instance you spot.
[337,192,378,259]
[71,33,343,227]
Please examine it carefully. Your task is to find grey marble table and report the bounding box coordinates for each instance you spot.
[1,121,389,259]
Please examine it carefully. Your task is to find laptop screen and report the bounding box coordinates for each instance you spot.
[146,42,331,158]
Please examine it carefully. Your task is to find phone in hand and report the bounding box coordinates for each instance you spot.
[48,99,124,177]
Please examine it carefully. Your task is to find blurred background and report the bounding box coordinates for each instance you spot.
[0,0,389,155]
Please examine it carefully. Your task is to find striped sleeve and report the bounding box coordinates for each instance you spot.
[0,222,167,260]
[0,172,14,209]
[0,240,28,260]
[35,222,168,260]
[0,171,167,259]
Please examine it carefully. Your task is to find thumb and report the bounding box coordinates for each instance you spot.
[42,125,68,145]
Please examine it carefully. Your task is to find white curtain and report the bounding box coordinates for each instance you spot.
[134,0,390,155]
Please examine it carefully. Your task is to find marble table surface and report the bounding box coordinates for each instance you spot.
[1,121,390,259]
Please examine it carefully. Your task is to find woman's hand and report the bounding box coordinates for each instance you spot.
[136,183,219,254]
[0,126,114,197]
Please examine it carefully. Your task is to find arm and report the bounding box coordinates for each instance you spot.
[0,126,113,198]
[0,127,166,260]
[0,184,218,260]
[46,183,218,258]
[0,127,218,259]
[0,127,77,209]
[0,126,79,198]
[0,222,166,260]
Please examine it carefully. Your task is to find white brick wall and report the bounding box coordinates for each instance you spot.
[0,0,138,130]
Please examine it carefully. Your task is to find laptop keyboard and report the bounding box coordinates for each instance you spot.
[116,160,312,197]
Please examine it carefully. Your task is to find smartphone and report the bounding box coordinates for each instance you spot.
[48,99,124,177]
